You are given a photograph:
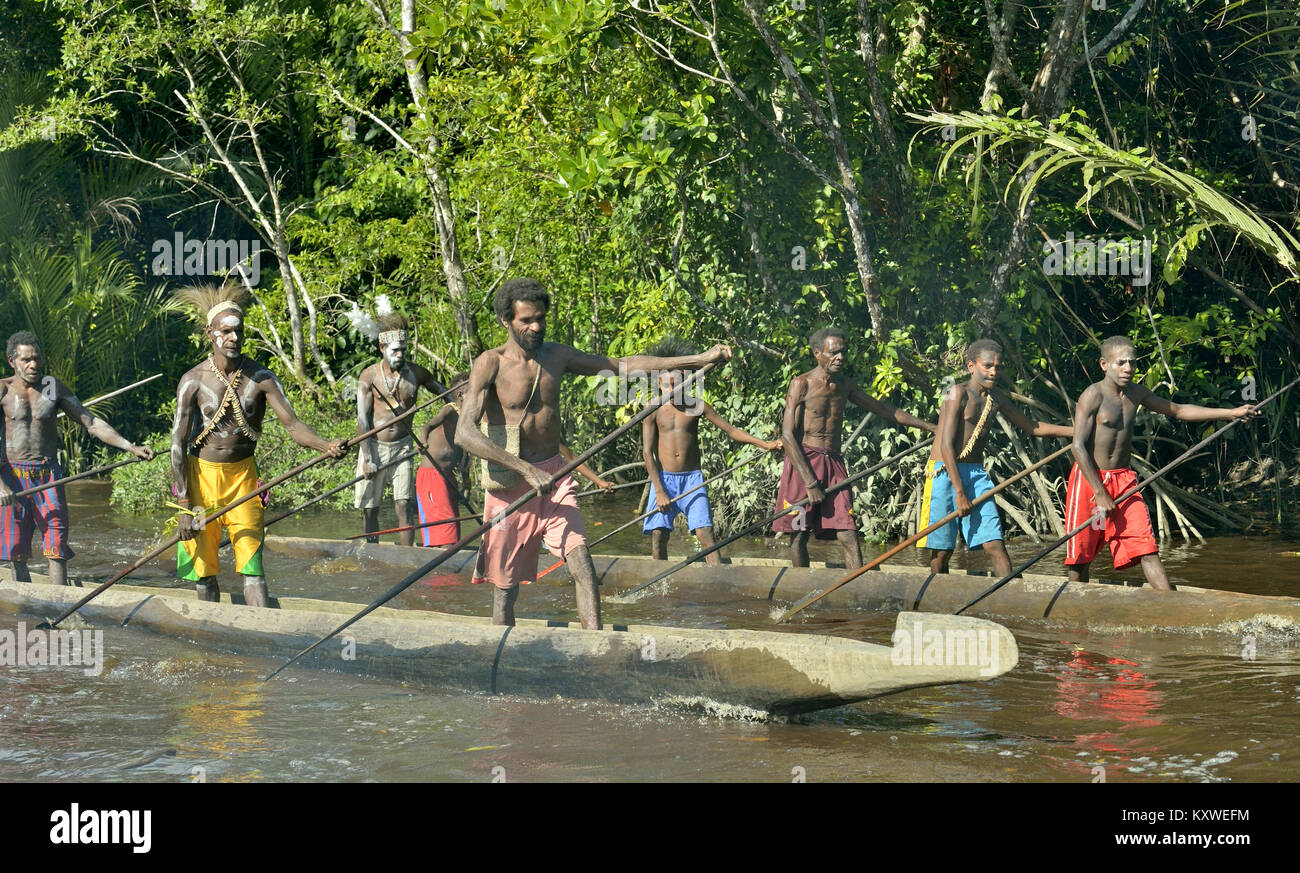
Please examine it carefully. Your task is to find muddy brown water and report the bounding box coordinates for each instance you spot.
[1,480,1297,782]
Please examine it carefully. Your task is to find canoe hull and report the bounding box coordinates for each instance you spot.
[0,573,1018,716]
[262,536,1300,633]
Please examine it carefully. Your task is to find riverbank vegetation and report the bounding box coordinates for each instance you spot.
[1,0,1295,538]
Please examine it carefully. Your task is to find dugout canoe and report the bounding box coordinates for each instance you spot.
[0,571,1017,717]
[262,535,1300,634]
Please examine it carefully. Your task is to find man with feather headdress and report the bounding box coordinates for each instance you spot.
[171,283,346,607]
[353,301,445,545]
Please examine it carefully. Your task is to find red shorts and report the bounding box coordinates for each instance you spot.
[477,454,586,590]
[1064,465,1158,570]
[414,465,459,548]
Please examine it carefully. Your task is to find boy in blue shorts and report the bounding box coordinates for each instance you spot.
[919,339,1073,575]
[641,337,781,564]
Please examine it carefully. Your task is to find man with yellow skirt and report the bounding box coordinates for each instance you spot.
[171,283,346,607]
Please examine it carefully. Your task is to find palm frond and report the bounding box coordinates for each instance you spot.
[908,110,1300,278]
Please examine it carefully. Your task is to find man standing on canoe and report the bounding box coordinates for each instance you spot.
[642,336,781,564]
[1065,335,1255,589]
[172,284,346,606]
[456,277,731,629]
[0,331,154,585]
[918,339,1073,577]
[356,312,446,546]
[773,327,934,569]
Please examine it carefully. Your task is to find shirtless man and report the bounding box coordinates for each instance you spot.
[0,331,153,585]
[918,339,1073,576]
[172,285,346,606]
[1065,335,1255,589]
[414,378,616,550]
[773,327,934,569]
[642,336,780,564]
[356,313,445,546]
[455,277,731,628]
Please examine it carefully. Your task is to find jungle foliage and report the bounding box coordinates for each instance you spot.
[1,0,1295,538]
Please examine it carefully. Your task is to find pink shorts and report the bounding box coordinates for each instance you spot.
[476,454,587,589]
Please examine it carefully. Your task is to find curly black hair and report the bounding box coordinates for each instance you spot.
[494,277,550,323]
[5,331,40,360]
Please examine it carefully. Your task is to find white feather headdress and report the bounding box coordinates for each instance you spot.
[345,295,407,344]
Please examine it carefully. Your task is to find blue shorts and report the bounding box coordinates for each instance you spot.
[643,470,713,534]
[916,460,1002,551]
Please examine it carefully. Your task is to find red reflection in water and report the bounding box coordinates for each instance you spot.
[418,574,467,591]
[1054,646,1165,770]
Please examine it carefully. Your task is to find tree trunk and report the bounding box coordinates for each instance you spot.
[396,0,482,363]
[975,0,1087,333]
[856,0,911,217]
[272,228,308,383]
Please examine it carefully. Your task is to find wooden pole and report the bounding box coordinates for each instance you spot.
[43,398,435,628]
[955,375,1298,615]
[56,373,163,418]
[535,448,770,581]
[263,361,722,682]
[11,449,162,500]
[345,513,481,540]
[776,444,1072,621]
[620,436,935,598]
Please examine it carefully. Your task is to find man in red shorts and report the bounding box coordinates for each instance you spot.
[455,277,730,628]
[1066,335,1256,588]
[773,327,934,569]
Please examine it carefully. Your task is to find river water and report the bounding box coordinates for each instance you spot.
[1,480,1297,783]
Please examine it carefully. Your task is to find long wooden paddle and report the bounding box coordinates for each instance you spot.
[776,443,1073,621]
[345,513,481,540]
[575,476,650,499]
[263,360,722,682]
[619,435,936,599]
[595,461,644,480]
[372,381,479,515]
[9,448,163,500]
[535,448,772,581]
[56,373,164,418]
[220,449,421,546]
[42,398,434,628]
[955,374,1300,615]
[846,412,873,448]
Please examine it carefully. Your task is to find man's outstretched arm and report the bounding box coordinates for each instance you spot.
[560,343,732,378]
[262,373,346,456]
[1136,386,1256,422]
[848,382,936,433]
[59,382,152,459]
[702,403,781,451]
[996,391,1073,439]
